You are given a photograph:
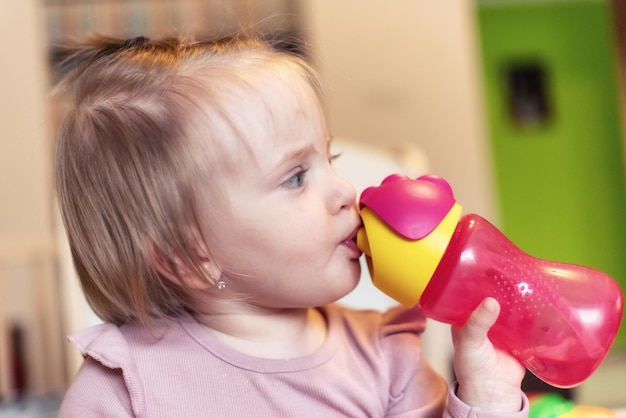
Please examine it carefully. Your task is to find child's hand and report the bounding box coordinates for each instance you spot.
[451,297,526,413]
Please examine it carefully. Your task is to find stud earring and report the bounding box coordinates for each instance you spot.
[208,271,226,290]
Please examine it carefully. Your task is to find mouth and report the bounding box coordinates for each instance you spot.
[341,224,363,258]
[349,225,360,244]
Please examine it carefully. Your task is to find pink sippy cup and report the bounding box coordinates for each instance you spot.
[357,174,624,388]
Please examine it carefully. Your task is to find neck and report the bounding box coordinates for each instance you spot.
[194,306,327,359]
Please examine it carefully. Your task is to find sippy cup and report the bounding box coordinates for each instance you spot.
[356,174,624,388]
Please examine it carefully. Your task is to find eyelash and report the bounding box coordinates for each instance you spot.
[282,170,306,189]
[281,150,339,189]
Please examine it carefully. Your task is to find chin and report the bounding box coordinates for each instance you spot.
[329,266,361,303]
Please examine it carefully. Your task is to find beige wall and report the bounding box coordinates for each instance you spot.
[0,0,53,242]
[302,0,499,221]
[0,0,66,397]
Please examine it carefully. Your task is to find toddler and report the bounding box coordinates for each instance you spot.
[54,34,528,417]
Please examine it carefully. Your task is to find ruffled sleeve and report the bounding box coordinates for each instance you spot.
[57,324,146,417]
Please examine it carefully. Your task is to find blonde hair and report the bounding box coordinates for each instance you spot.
[54,35,323,327]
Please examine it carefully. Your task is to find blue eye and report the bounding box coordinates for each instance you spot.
[282,171,305,189]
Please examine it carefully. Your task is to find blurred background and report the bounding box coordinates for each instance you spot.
[1,0,625,416]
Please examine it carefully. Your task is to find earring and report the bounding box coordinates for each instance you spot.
[208,272,226,290]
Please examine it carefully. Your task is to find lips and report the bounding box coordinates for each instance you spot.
[341,224,363,257]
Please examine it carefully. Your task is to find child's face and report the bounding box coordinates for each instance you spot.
[201,71,362,308]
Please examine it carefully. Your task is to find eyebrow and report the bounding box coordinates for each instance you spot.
[278,143,317,166]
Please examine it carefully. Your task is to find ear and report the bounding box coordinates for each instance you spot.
[149,240,222,290]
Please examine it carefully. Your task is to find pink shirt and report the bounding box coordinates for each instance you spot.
[58,304,528,417]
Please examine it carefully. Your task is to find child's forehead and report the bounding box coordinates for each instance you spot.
[190,64,325,173]
[235,64,315,106]
[219,67,321,138]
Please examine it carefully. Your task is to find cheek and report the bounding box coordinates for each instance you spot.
[216,202,330,268]
[245,222,325,272]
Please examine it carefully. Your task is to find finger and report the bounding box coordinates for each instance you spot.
[457,297,500,348]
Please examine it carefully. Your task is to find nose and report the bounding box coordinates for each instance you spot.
[329,171,357,213]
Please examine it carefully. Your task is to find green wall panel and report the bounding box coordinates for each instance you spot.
[477,0,626,348]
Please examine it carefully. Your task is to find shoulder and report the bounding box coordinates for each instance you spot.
[69,316,193,358]
[60,322,143,417]
[324,304,448,414]
[61,317,193,417]
[324,303,429,379]
[58,355,134,417]
[327,303,427,342]
[69,322,135,368]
